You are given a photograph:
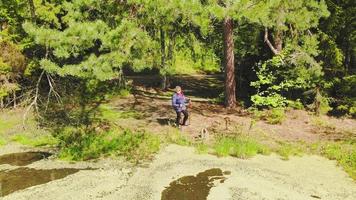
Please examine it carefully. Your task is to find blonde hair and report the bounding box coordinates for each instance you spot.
[175,86,181,92]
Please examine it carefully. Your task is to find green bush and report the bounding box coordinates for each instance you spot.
[266,108,286,124]
[57,127,160,161]
[251,45,323,109]
[287,99,304,110]
[330,75,356,117]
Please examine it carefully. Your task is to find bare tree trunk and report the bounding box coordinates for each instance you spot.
[264,28,282,55]
[274,29,283,53]
[160,27,167,90]
[223,17,236,108]
[13,91,16,108]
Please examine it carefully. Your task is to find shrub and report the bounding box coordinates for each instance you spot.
[57,127,160,161]
[265,108,286,124]
[287,99,304,110]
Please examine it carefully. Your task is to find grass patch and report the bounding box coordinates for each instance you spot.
[11,134,59,147]
[266,108,286,124]
[318,141,356,180]
[276,142,304,160]
[213,136,270,158]
[195,142,209,154]
[311,117,336,134]
[99,105,142,121]
[0,136,6,146]
[272,140,355,179]
[105,88,131,99]
[57,128,160,161]
[0,120,18,134]
[117,88,131,97]
[163,128,191,146]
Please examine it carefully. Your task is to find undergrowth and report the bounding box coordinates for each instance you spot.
[57,127,160,161]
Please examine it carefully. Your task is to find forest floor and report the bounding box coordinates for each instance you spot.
[0,75,355,199]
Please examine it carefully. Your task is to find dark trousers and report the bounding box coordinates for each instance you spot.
[176,109,189,125]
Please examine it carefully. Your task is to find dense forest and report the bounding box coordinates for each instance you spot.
[1,0,355,115]
[0,1,356,197]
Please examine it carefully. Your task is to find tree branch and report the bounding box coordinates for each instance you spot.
[264,27,279,55]
[22,70,45,129]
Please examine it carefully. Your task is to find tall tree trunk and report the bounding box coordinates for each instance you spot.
[160,27,167,90]
[165,32,175,89]
[223,17,236,108]
[28,0,36,21]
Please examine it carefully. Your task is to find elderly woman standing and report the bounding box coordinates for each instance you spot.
[172,86,189,127]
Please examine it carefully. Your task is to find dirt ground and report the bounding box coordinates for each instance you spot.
[109,89,356,143]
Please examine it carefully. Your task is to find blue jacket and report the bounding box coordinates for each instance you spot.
[172,93,187,112]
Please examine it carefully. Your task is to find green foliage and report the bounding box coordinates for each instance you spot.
[319,142,356,180]
[117,88,131,97]
[251,44,324,109]
[287,99,304,110]
[331,75,356,117]
[314,89,332,115]
[259,0,329,30]
[99,105,142,121]
[214,136,270,158]
[0,40,25,104]
[57,128,160,161]
[266,108,286,124]
[318,32,344,72]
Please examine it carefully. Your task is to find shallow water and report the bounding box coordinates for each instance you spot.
[161,168,230,200]
[0,152,52,166]
[0,167,80,196]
